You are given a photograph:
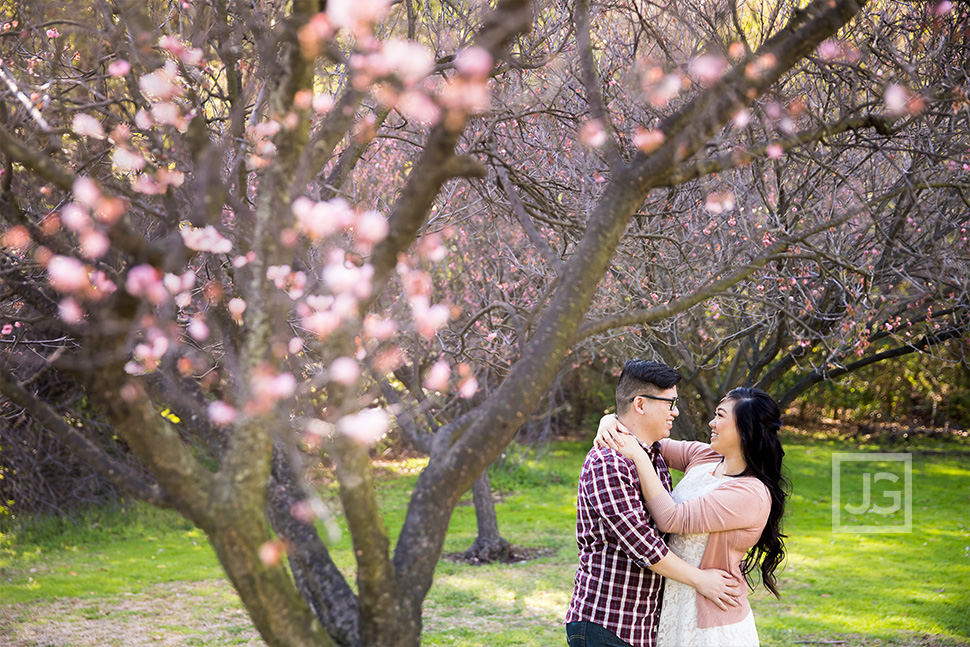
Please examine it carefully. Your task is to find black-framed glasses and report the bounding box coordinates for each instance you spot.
[629,394,679,411]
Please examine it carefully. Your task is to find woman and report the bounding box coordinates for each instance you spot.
[595,387,789,647]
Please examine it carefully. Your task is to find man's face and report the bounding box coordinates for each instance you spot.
[630,386,680,444]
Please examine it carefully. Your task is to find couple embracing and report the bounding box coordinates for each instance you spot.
[565,360,789,647]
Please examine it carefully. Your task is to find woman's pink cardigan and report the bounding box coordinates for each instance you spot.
[648,438,771,629]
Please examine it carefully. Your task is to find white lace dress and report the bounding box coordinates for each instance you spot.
[657,466,760,647]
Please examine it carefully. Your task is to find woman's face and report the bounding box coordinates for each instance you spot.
[709,398,741,456]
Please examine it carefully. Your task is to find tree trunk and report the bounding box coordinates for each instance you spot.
[461,469,513,563]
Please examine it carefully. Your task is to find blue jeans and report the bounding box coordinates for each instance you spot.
[566,621,635,647]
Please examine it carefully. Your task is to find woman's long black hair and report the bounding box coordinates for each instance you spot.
[723,387,791,597]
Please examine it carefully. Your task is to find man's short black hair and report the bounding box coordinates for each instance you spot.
[615,359,681,415]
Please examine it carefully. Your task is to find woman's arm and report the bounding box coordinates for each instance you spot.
[597,425,671,508]
[647,479,770,534]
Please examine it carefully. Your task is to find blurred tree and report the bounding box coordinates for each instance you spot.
[2,0,966,646]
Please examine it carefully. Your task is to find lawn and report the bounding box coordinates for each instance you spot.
[1,430,968,646]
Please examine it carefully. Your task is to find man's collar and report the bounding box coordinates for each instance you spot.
[616,417,659,455]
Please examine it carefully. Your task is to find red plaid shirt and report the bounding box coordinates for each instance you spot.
[565,441,673,647]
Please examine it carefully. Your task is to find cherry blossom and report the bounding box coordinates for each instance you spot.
[139,60,182,101]
[71,114,105,140]
[455,46,493,79]
[208,400,238,426]
[47,255,89,293]
[125,264,168,304]
[108,59,131,77]
[329,356,361,385]
[112,146,146,172]
[72,177,101,209]
[633,127,665,153]
[181,224,233,254]
[423,360,450,391]
[337,408,390,445]
[228,298,247,321]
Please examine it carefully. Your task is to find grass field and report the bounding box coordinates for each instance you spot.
[1,429,968,646]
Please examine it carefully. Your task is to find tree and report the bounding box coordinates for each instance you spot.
[7,0,966,646]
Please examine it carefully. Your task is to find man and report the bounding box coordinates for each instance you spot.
[565,359,739,647]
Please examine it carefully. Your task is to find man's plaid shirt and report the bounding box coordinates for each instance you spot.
[565,440,673,647]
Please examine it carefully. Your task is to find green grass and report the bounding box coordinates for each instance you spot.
[1,433,968,646]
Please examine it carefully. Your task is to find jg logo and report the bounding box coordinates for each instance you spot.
[832,453,912,533]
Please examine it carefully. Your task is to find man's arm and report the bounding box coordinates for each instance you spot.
[649,552,741,611]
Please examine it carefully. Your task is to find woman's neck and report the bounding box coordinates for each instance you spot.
[721,453,747,476]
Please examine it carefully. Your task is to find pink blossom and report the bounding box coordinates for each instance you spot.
[732,109,751,129]
[258,540,284,567]
[131,173,166,195]
[233,251,256,268]
[181,225,233,254]
[633,127,664,153]
[156,169,185,188]
[139,60,182,100]
[134,109,154,129]
[72,113,105,140]
[397,90,441,125]
[455,46,493,79]
[424,360,450,391]
[363,314,397,340]
[208,400,238,426]
[884,84,910,116]
[328,0,392,34]
[288,336,303,355]
[382,39,434,85]
[250,370,296,408]
[579,119,607,148]
[440,77,490,114]
[151,101,186,131]
[458,376,478,399]
[295,197,354,240]
[57,297,84,326]
[373,346,405,373]
[324,254,371,296]
[47,255,89,293]
[817,39,842,62]
[312,93,334,113]
[411,297,450,338]
[60,203,91,233]
[73,177,101,209]
[2,324,13,335]
[252,120,281,140]
[108,59,131,77]
[126,264,168,304]
[400,267,432,298]
[228,297,247,320]
[80,230,110,259]
[329,357,361,385]
[164,271,196,294]
[647,74,682,107]
[112,146,146,172]
[188,317,209,341]
[418,234,447,263]
[46,28,59,39]
[158,35,204,66]
[2,226,31,252]
[354,210,389,248]
[933,1,953,15]
[132,331,169,371]
[89,270,117,296]
[688,54,726,86]
[765,143,784,159]
[301,309,341,339]
[337,408,390,445]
